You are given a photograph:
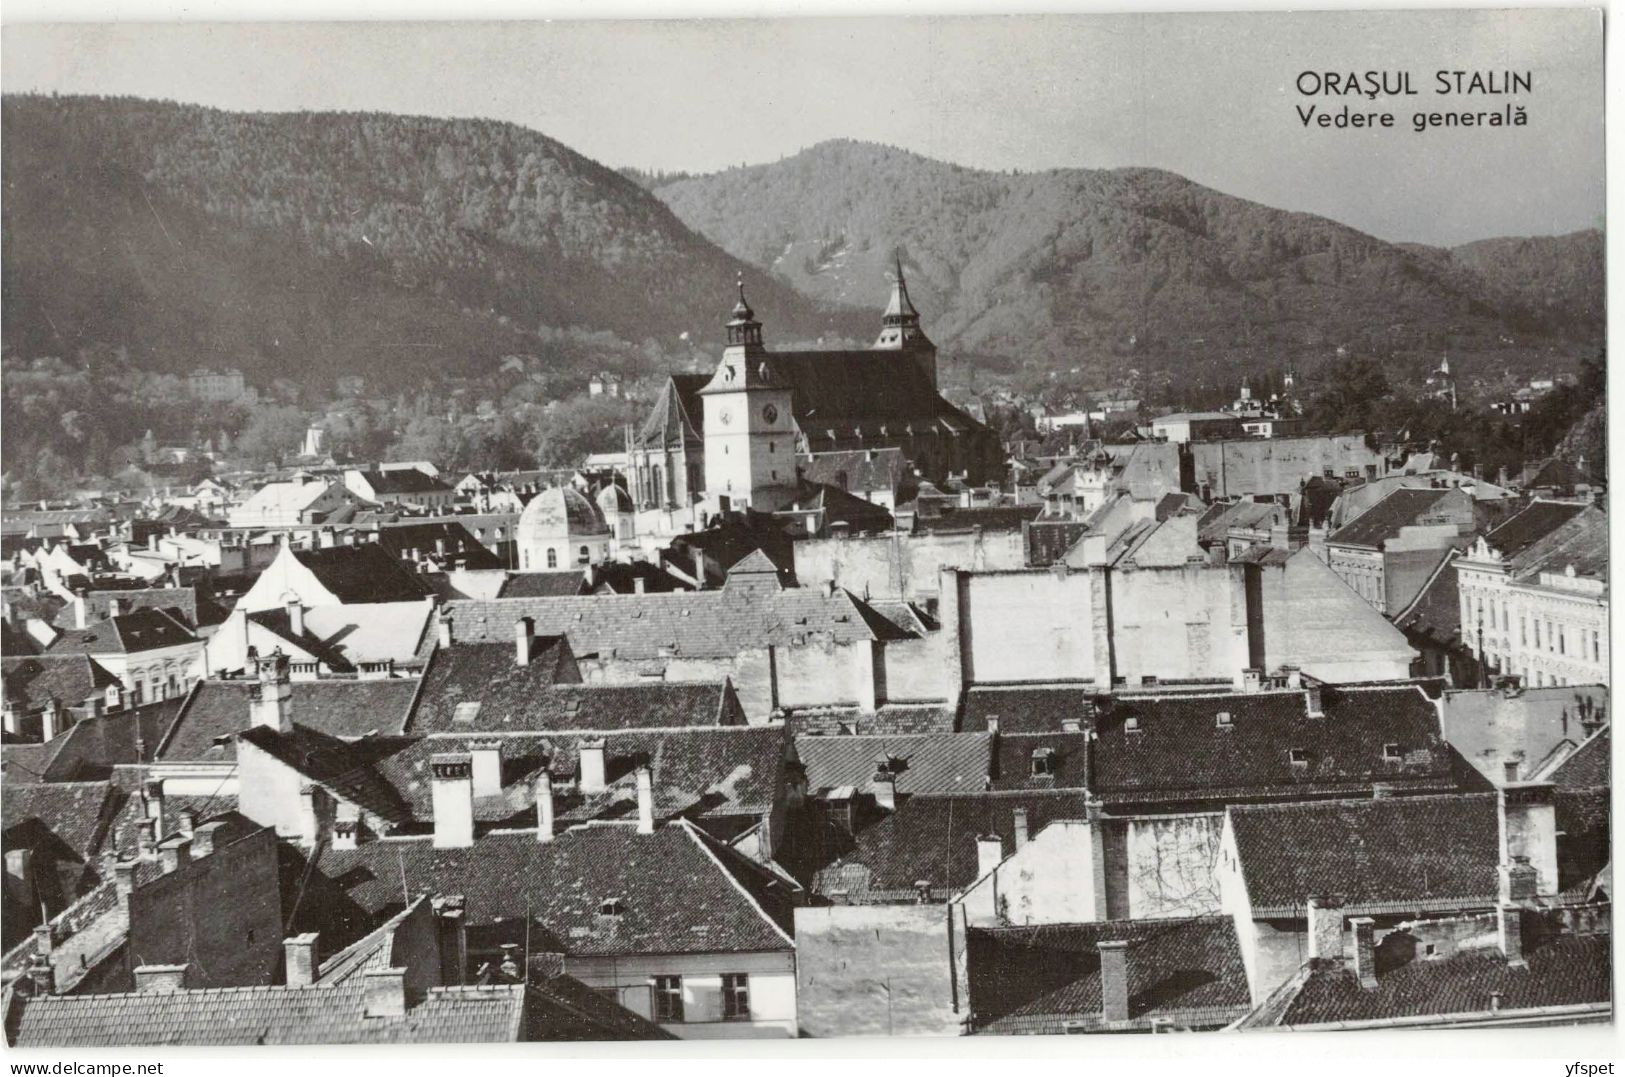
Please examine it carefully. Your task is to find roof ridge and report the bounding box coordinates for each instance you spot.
[1228,791,1496,815]
[676,819,795,948]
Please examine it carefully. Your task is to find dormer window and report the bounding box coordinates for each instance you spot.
[1123,715,1141,734]
[1215,711,1233,729]
[1382,743,1402,762]
[598,898,623,917]
[1288,747,1309,767]
[1031,747,1056,777]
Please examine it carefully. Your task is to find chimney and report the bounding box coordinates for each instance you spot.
[190,821,224,859]
[1304,685,1324,718]
[284,933,319,987]
[73,593,87,630]
[1306,893,1346,960]
[822,579,836,599]
[1498,782,1558,899]
[136,817,157,860]
[113,859,137,906]
[578,739,607,794]
[514,617,534,667]
[1498,904,1526,967]
[436,612,453,649]
[133,964,188,994]
[469,739,502,798]
[1283,665,1303,689]
[1012,807,1029,849]
[633,576,646,595]
[297,784,329,849]
[869,760,898,812]
[158,835,191,875]
[1098,940,1130,1024]
[176,809,197,838]
[1242,667,1263,694]
[986,716,1000,736]
[362,968,408,1018]
[1498,855,1539,904]
[26,949,54,997]
[635,763,655,834]
[536,769,555,842]
[691,547,707,590]
[331,818,358,851]
[976,834,1004,880]
[1349,917,1378,988]
[285,594,305,638]
[106,598,122,620]
[1060,716,1080,733]
[249,650,293,733]
[430,754,475,848]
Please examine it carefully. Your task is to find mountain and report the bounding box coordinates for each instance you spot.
[0,95,868,392]
[652,140,1603,392]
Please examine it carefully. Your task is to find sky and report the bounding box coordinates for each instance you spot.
[1,9,1604,247]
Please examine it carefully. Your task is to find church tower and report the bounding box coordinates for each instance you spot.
[700,275,795,512]
[873,255,938,390]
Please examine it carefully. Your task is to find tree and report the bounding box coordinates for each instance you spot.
[1305,356,1390,434]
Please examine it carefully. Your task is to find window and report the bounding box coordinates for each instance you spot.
[578,545,590,564]
[652,976,684,1022]
[1382,743,1402,762]
[1520,617,1527,647]
[1287,747,1308,767]
[722,973,751,1019]
[546,548,557,569]
[1031,748,1056,777]
[1593,632,1601,663]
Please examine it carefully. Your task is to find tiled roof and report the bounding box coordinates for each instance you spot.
[969,917,1251,1033]
[796,733,992,797]
[525,968,676,1040]
[2,781,120,864]
[248,602,435,671]
[51,588,199,630]
[1484,500,1589,560]
[1089,686,1454,805]
[375,522,503,570]
[809,792,1089,902]
[1228,794,1499,915]
[45,607,196,657]
[292,545,436,604]
[2,654,120,711]
[784,703,956,737]
[156,678,421,762]
[992,733,1090,791]
[1438,686,1607,786]
[1555,788,1609,898]
[40,700,183,782]
[1393,548,1463,643]
[239,725,419,824]
[634,374,707,450]
[301,823,794,957]
[1507,504,1607,582]
[1242,929,1610,1027]
[408,679,741,735]
[1,743,58,784]
[798,448,908,495]
[962,685,1097,734]
[353,469,453,495]
[444,574,889,660]
[908,504,1043,535]
[1327,487,1455,547]
[498,572,589,598]
[8,980,526,1045]
[1547,727,1609,788]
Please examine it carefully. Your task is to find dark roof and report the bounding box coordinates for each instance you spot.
[44,607,197,657]
[2,781,121,865]
[51,588,199,630]
[1484,500,1589,560]
[156,678,421,762]
[1228,794,1499,915]
[992,733,1091,791]
[524,966,676,1040]
[1089,686,1454,805]
[1394,548,1463,644]
[292,545,436,604]
[497,573,588,598]
[376,522,504,570]
[969,918,1252,1033]
[633,374,707,450]
[39,700,184,781]
[796,733,992,797]
[352,469,453,495]
[1243,928,1610,1027]
[1549,728,1609,788]
[409,658,737,735]
[1507,503,1607,582]
[2,654,120,711]
[8,981,526,1046]
[962,685,1097,734]
[810,792,1089,902]
[1326,487,1455,547]
[301,823,794,957]
[777,480,896,533]
[908,504,1043,535]
[761,350,985,437]
[798,448,908,495]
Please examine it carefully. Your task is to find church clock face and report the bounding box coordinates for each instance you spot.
[762,404,779,424]
[718,408,732,426]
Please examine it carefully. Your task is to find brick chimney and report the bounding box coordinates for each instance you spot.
[1306,893,1346,960]
[1098,940,1129,1024]
[362,968,407,1018]
[635,763,655,834]
[284,933,319,987]
[430,754,475,848]
[134,964,189,994]
[1498,904,1526,967]
[514,617,534,667]
[1349,917,1377,988]
[578,739,607,794]
[249,650,293,733]
[976,834,1004,880]
[1498,782,1557,899]
[535,769,555,843]
[469,739,502,798]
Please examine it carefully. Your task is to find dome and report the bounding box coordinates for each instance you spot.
[595,482,633,516]
[517,486,609,546]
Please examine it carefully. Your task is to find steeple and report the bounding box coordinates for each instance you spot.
[726,271,764,350]
[874,254,932,353]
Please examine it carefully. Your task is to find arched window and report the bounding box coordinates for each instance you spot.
[578,545,590,564]
[546,548,557,569]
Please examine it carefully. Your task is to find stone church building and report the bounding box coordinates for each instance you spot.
[625,264,1002,527]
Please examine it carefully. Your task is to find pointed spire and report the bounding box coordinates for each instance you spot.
[883,253,920,322]
[725,271,763,349]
